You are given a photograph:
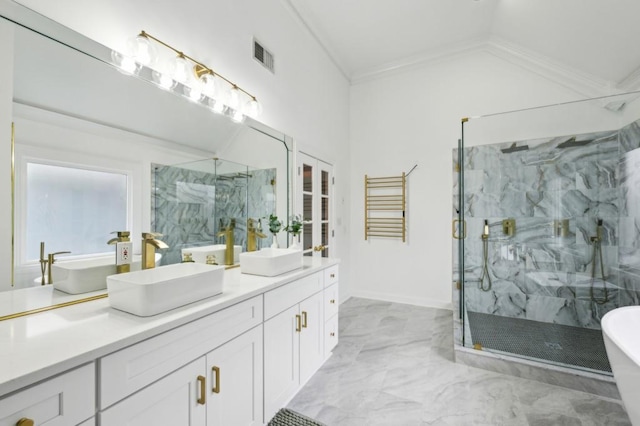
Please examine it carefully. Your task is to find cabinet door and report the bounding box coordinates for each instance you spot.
[299,291,325,384]
[100,358,206,426]
[0,363,95,426]
[207,325,263,426]
[264,305,300,421]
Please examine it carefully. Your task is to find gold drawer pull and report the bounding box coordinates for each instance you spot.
[302,311,308,328]
[329,299,336,304]
[330,332,335,337]
[330,273,335,278]
[197,375,206,405]
[17,419,34,426]
[212,366,220,394]
[295,314,302,332]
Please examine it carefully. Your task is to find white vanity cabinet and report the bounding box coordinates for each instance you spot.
[0,363,95,426]
[323,265,340,357]
[263,270,332,421]
[99,295,264,426]
[100,326,263,426]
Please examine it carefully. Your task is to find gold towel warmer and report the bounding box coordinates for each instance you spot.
[365,166,415,242]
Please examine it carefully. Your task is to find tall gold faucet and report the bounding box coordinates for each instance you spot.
[247,218,267,252]
[142,232,168,269]
[47,250,71,284]
[216,219,236,265]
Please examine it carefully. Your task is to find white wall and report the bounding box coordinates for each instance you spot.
[10,0,352,298]
[0,20,13,286]
[348,49,623,309]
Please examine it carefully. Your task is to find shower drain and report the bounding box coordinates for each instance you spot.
[544,342,563,350]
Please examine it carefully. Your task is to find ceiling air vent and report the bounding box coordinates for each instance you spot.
[253,39,274,73]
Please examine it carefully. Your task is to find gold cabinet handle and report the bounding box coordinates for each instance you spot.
[295,314,302,332]
[330,299,336,304]
[197,375,206,405]
[302,311,308,328]
[212,366,220,394]
[313,245,326,252]
[330,273,335,278]
[330,332,335,337]
[17,419,34,426]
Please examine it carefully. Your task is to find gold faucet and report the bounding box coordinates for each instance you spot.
[108,231,132,273]
[47,250,71,284]
[216,219,236,265]
[142,232,168,269]
[247,218,267,252]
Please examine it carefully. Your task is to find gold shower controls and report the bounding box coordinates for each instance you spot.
[502,218,516,237]
[553,219,569,237]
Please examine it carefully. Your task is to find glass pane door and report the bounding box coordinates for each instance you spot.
[296,153,333,257]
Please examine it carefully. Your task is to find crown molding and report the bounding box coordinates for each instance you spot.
[617,65,640,92]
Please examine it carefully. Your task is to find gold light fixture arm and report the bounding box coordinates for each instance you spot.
[138,31,258,101]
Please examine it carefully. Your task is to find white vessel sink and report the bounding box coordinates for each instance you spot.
[182,244,242,264]
[239,248,302,277]
[52,254,161,294]
[107,262,225,316]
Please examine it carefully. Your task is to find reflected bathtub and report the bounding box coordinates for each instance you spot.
[602,306,640,425]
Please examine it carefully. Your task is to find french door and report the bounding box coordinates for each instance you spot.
[296,152,333,257]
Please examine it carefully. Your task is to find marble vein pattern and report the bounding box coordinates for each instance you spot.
[287,298,630,425]
[151,163,276,264]
[452,118,640,333]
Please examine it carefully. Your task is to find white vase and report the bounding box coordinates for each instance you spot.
[289,234,300,250]
[271,236,279,249]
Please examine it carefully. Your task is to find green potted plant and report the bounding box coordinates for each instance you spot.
[268,214,282,248]
[284,215,303,249]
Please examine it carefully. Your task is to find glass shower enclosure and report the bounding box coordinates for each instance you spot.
[456,91,640,375]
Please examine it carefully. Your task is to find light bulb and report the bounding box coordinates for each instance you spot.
[187,79,203,101]
[211,99,225,114]
[200,73,216,97]
[168,55,192,85]
[110,50,139,74]
[128,34,157,67]
[227,86,241,110]
[244,98,262,118]
[231,108,244,123]
[152,70,176,90]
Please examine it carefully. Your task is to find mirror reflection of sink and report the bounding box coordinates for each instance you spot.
[182,245,242,264]
[51,254,162,294]
[107,262,225,317]
[239,248,302,277]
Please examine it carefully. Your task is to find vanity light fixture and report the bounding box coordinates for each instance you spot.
[111,31,262,120]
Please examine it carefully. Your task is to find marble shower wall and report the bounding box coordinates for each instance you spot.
[152,163,276,264]
[453,118,640,331]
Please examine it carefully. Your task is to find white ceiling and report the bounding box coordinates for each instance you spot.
[287,0,640,92]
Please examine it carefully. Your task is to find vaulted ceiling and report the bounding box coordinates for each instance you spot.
[287,0,640,94]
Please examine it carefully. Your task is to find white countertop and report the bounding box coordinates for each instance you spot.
[0,257,339,397]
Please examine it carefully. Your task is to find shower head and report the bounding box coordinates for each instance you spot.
[501,143,529,154]
[557,137,591,148]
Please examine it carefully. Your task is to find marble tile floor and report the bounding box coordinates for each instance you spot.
[287,297,631,426]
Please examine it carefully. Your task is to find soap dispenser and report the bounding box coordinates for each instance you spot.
[108,231,132,273]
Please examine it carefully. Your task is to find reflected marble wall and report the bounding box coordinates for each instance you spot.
[152,164,276,264]
[453,118,640,331]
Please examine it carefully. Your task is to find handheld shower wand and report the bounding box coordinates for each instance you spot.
[479,220,492,291]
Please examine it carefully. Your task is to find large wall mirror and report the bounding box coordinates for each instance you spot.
[0,0,292,318]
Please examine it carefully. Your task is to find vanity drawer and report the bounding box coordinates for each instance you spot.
[99,295,263,409]
[324,314,339,357]
[324,265,339,287]
[0,362,95,426]
[324,282,339,320]
[264,272,323,320]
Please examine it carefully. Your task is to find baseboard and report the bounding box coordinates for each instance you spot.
[348,290,452,310]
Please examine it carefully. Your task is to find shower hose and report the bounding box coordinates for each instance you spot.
[479,233,492,292]
[590,238,609,304]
